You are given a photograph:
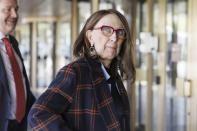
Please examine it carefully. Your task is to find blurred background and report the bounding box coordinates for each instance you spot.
[15,0,197,131]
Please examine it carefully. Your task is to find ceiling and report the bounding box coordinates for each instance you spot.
[17,0,126,24]
[18,0,72,18]
[17,0,123,18]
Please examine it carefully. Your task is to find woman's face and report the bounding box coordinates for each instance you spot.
[86,14,125,67]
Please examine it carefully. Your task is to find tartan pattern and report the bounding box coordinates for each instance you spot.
[28,57,130,131]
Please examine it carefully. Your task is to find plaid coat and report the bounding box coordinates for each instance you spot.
[28,56,130,131]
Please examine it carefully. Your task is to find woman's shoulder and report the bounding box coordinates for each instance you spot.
[60,57,89,72]
[58,56,101,75]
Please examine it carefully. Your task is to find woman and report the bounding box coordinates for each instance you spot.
[28,9,135,131]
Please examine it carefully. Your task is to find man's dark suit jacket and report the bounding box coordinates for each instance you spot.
[28,56,130,131]
[0,35,35,131]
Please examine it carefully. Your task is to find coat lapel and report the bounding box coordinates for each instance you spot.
[9,35,23,60]
[0,54,9,91]
[86,57,122,131]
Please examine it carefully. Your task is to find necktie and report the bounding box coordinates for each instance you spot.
[106,68,124,116]
[2,38,26,123]
[107,77,123,109]
[107,76,125,130]
[105,68,122,105]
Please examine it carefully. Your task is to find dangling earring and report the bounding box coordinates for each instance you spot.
[90,44,96,56]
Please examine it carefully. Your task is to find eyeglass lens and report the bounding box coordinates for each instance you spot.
[101,26,125,38]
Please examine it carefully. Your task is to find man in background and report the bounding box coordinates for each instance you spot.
[0,0,35,130]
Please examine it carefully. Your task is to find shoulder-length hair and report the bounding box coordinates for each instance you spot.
[73,9,135,83]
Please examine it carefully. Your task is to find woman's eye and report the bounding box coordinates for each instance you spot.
[103,27,112,33]
[117,31,123,35]
[118,30,125,36]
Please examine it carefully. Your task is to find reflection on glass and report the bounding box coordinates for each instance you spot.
[99,2,113,10]
[37,22,54,88]
[78,2,91,31]
[135,81,146,131]
[135,0,187,131]
[57,22,71,69]
[16,25,31,77]
[135,1,149,130]
[166,1,187,131]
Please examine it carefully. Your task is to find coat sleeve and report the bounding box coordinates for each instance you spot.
[28,66,77,131]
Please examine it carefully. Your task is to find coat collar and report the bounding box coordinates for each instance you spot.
[0,33,10,88]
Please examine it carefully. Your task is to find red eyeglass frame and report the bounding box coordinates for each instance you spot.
[93,25,126,38]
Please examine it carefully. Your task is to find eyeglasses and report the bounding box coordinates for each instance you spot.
[93,25,126,39]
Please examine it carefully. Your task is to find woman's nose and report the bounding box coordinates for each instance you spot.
[110,31,117,42]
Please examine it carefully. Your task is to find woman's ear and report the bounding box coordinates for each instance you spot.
[86,30,93,43]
